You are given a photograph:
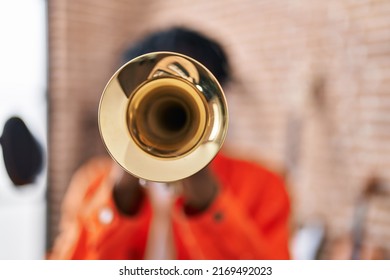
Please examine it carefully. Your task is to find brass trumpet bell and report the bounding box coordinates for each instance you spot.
[98,52,228,182]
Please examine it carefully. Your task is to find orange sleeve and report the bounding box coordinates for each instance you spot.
[48,157,149,260]
[175,161,290,260]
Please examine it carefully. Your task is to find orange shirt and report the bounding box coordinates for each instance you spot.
[49,153,290,259]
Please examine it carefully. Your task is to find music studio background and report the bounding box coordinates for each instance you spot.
[0,0,47,259]
[0,0,389,259]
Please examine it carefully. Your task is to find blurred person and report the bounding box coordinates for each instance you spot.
[49,26,290,260]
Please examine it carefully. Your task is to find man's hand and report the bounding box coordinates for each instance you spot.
[112,163,219,216]
[113,168,145,216]
[181,166,219,215]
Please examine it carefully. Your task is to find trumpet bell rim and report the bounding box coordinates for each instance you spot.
[98,52,228,182]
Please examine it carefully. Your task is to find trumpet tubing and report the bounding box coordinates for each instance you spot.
[98,52,228,182]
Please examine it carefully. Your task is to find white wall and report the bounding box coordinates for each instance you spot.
[0,0,47,259]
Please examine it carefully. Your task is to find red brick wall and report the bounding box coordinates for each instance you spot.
[48,0,390,257]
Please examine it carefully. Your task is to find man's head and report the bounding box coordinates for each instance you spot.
[123,27,230,86]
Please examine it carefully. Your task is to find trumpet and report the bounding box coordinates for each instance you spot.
[98,52,228,182]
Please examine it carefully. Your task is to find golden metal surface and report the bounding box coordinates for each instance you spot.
[98,52,228,182]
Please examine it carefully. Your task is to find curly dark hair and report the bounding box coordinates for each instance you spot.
[123,27,230,86]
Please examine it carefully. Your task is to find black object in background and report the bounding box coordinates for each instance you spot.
[0,117,43,186]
